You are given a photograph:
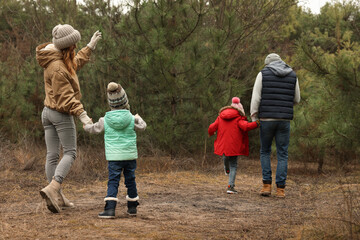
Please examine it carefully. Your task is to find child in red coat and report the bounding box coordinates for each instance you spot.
[208,97,259,194]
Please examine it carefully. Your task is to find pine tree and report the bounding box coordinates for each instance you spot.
[293,1,360,169]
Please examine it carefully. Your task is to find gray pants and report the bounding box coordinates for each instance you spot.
[41,107,77,184]
[223,155,238,187]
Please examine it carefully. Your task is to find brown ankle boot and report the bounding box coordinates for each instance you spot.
[276,187,285,198]
[59,190,74,208]
[260,184,272,196]
[40,178,62,213]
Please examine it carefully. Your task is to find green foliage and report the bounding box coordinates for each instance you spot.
[292,0,360,164]
[1,0,358,163]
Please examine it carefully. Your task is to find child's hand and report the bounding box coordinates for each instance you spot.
[83,118,92,129]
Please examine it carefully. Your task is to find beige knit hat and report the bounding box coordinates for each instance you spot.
[52,24,81,50]
[264,53,282,65]
[231,97,245,116]
[107,82,130,110]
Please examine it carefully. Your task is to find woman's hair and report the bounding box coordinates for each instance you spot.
[61,45,77,75]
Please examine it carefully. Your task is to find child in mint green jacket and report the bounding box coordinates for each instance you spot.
[84,82,146,218]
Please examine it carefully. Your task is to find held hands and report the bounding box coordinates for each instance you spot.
[87,30,102,50]
[79,111,93,125]
[82,119,92,129]
[256,120,261,127]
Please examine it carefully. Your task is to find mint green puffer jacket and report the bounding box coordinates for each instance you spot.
[104,110,138,161]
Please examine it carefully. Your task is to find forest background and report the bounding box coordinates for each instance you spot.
[0,1,360,239]
[0,0,359,172]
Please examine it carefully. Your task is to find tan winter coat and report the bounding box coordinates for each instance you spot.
[36,42,92,116]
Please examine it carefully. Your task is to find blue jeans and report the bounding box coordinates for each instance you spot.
[260,121,290,186]
[107,160,138,199]
[223,155,238,187]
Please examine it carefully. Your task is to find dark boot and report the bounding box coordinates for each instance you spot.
[98,200,117,219]
[127,201,139,216]
[126,195,139,216]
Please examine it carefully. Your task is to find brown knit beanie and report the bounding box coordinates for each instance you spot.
[52,24,81,50]
[107,82,130,110]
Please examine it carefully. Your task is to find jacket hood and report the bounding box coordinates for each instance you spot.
[219,106,245,117]
[105,110,133,130]
[36,42,63,69]
[219,107,243,120]
[266,60,293,77]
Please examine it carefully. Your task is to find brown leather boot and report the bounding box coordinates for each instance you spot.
[260,184,272,196]
[276,187,285,198]
[40,177,62,213]
[59,190,75,208]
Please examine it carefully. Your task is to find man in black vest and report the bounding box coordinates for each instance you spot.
[250,53,300,198]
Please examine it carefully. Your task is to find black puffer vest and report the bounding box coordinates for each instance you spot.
[259,68,297,120]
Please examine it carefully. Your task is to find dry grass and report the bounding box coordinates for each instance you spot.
[0,142,359,239]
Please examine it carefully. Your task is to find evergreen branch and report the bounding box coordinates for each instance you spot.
[350,20,360,40]
[167,68,192,77]
[354,67,358,88]
[333,127,350,140]
[321,84,336,99]
[159,63,170,87]
[153,1,167,28]
[31,7,47,42]
[172,5,202,48]
[203,68,216,81]
[218,1,238,47]
[338,73,360,89]
[134,5,154,52]
[229,0,293,56]
[301,44,330,75]
[181,66,216,92]
[114,58,153,84]
[90,67,119,79]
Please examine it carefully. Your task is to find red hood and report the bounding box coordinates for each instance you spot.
[220,108,242,120]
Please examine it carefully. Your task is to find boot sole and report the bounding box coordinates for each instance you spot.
[226,191,238,194]
[60,202,75,209]
[98,215,115,219]
[260,192,271,197]
[40,190,61,213]
[61,205,75,210]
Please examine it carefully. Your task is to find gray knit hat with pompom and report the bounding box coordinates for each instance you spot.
[52,24,81,50]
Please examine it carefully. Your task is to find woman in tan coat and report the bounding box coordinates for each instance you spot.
[36,24,101,213]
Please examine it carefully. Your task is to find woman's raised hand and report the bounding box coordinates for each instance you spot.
[87,30,102,50]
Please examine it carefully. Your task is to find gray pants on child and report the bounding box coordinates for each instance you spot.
[223,155,238,187]
[41,107,77,184]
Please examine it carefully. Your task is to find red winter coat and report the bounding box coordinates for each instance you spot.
[208,107,258,157]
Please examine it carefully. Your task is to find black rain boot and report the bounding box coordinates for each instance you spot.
[127,201,139,216]
[98,200,117,219]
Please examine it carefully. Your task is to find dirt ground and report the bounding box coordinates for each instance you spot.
[0,157,359,240]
